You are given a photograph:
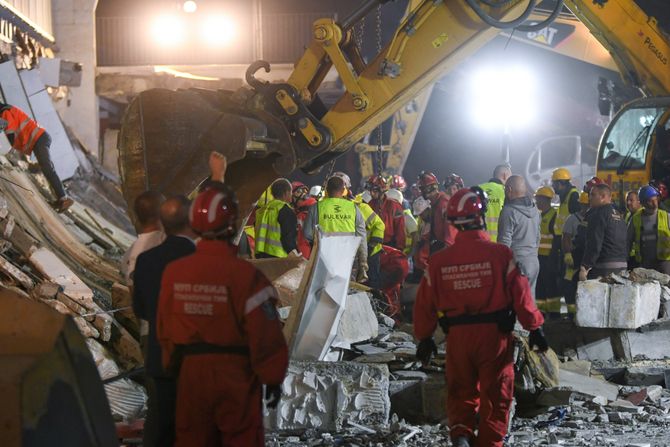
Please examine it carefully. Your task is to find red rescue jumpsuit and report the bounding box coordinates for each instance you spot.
[157,240,289,447]
[429,192,458,250]
[369,197,383,215]
[379,245,409,318]
[414,230,544,447]
[381,199,406,252]
[295,197,316,259]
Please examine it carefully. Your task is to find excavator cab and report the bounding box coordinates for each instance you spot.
[596,96,670,208]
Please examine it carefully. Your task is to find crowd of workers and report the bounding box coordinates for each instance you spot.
[122,149,670,447]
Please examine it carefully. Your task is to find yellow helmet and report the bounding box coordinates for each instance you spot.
[579,191,590,204]
[535,186,555,199]
[551,168,572,181]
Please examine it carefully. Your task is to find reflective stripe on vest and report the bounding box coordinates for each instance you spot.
[555,188,578,236]
[255,199,290,257]
[0,107,45,154]
[403,209,416,255]
[358,201,383,256]
[318,198,356,235]
[539,207,557,256]
[479,181,504,242]
[632,209,670,263]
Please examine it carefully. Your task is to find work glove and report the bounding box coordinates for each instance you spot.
[264,384,282,409]
[529,327,549,353]
[578,266,589,282]
[563,252,574,268]
[416,337,438,366]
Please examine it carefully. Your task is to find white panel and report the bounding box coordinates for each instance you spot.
[0,61,33,117]
[19,69,45,96]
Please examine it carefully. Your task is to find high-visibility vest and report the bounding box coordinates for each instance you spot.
[403,209,417,255]
[555,187,579,236]
[358,201,384,256]
[631,208,670,263]
[317,198,356,235]
[539,207,557,257]
[0,105,45,155]
[255,199,290,258]
[479,181,504,242]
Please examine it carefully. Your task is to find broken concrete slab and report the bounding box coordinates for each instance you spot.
[631,267,670,285]
[559,369,619,402]
[576,280,661,329]
[625,366,666,386]
[265,361,390,431]
[560,360,592,376]
[612,319,670,361]
[332,292,378,350]
[577,338,614,361]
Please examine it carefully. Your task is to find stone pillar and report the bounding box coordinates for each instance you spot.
[51,0,100,157]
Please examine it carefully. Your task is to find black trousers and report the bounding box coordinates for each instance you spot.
[143,375,177,447]
[33,132,66,199]
[367,250,382,289]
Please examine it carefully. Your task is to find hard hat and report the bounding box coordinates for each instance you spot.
[583,176,604,193]
[190,185,238,238]
[535,186,555,199]
[638,185,660,202]
[417,171,439,188]
[443,173,465,190]
[385,188,404,205]
[390,174,407,191]
[551,168,572,181]
[412,197,431,216]
[578,191,590,204]
[331,171,351,189]
[291,181,307,192]
[650,180,668,200]
[309,185,322,197]
[367,174,389,191]
[447,188,485,225]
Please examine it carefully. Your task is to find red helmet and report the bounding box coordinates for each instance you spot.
[447,188,486,225]
[390,174,407,191]
[583,176,604,193]
[651,179,669,200]
[292,181,307,192]
[190,186,238,238]
[417,171,439,188]
[443,173,465,190]
[367,174,389,192]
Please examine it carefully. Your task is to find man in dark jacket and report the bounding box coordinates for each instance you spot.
[498,175,541,298]
[132,195,197,447]
[579,184,628,280]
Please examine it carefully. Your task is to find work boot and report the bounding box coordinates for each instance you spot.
[53,196,74,213]
[452,436,471,447]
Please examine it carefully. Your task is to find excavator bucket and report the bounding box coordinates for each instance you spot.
[117,88,296,226]
[0,289,117,447]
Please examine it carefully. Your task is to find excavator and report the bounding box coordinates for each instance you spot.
[117,0,670,224]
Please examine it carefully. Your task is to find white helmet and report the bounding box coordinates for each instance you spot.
[309,185,322,198]
[412,197,430,216]
[331,171,351,189]
[385,188,404,205]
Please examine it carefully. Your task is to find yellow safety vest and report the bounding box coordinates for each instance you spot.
[479,181,505,242]
[318,198,356,235]
[403,209,417,255]
[358,202,384,256]
[555,188,578,236]
[255,199,290,258]
[631,208,670,263]
[539,207,557,257]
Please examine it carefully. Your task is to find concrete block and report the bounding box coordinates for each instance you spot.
[631,267,670,285]
[421,373,447,423]
[576,280,610,328]
[332,292,378,350]
[576,338,614,361]
[560,360,592,376]
[624,366,666,386]
[266,361,390,431]
[576,280,661,329]
[559,369,619,402]
[613,319,670,360]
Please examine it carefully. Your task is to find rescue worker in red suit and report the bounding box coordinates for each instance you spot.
[157,184,288,447]
[417,171,458,252]
[379,244,409,318]
[0,102,73,212]
[413,187,547,447]
[367,174,389,215]
[381,188,407,252]
[292,181,314,259]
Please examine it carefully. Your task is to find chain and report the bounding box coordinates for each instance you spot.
[354,15,365,50]
[375,4,384,176]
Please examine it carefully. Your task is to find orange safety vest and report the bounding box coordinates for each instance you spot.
[0,105,45,155]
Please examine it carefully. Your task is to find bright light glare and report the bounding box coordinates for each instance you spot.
[183,1,197,13]
[200,15,236,45]
[470,66,537,128]
[151,15,185,45]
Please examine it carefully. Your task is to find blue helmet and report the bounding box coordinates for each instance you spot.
[638,185,660,202]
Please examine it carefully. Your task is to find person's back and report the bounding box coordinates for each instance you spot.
[478,165,511,242]
[498,196,540,259]
[122,190,165,285]
[381,190,406,251]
